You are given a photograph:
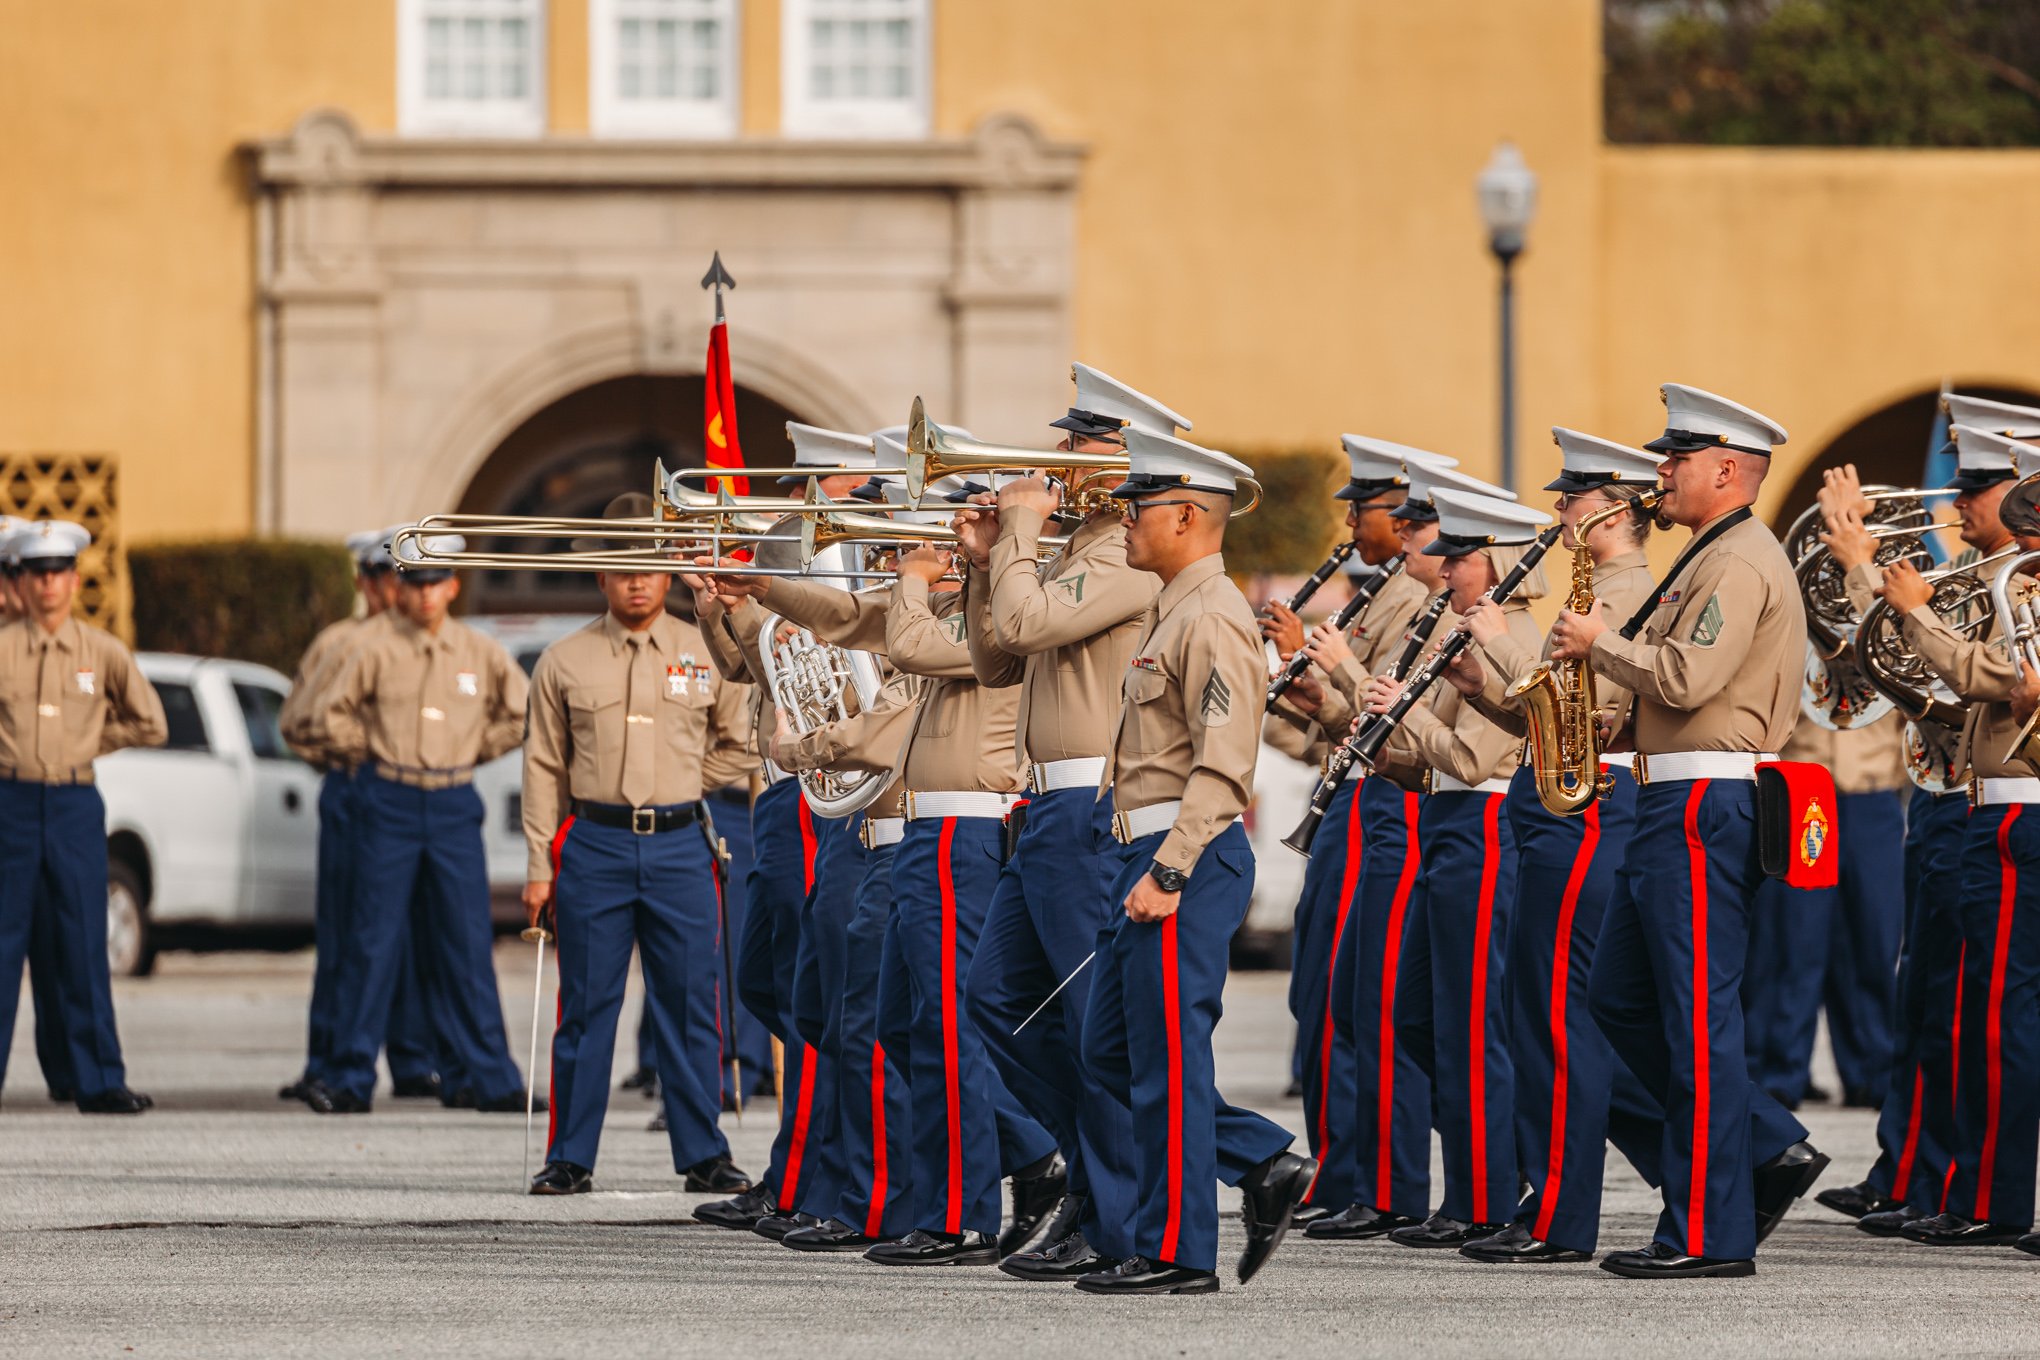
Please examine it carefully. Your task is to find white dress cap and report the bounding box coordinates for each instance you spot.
[1108,426,1253,497]
[1944,393,2040,440]
[1648,383,1788,455]
[1054,362,1192,439]
[0,516,26,566]
[1338,434,1458,499]
[786,422,880,471]
[1546,427,1664,492]
[391,528,466,575]
[1391,460,1517,522]
[13,519,92,564]
[1952,427,2038,487]
[1425,487,1554,554]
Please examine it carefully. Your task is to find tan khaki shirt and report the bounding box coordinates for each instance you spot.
[521,612,749,880]
[1389,600,1542,784]
[1102,554,1263,875]
[321,612,528,773]
[0,616,167,782]
[1777,712,1909,793]
[966,509,1157,765]
[762,575,1024,795]
[779,670,919,820]
[1903,586,2034,780]
[1468,549,1655,739]
[280,614,366,769]
[1591,512,1804,754]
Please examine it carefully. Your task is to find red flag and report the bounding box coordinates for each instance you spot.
[703,316,749,496]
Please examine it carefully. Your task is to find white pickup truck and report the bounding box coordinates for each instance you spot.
[100,653,528,976]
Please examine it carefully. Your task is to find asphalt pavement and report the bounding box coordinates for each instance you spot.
[5,944,2038,1358]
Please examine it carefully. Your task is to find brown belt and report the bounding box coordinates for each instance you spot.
[374,761,474,790]
[0,765,95,786]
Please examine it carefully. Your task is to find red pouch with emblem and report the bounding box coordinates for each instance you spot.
[1754,761,1839,889]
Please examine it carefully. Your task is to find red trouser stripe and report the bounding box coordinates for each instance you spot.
[1892,1063,1925,1202]
[1533,798,1601,1241]
[1977,807,2022,1219]
[864,1041,891,1238]
[543,816,575,1154]
[937,819,964,1235]
[1943,940,1967,1212]
[1467,793,1504,1225]
[1377,791,1422,1203]
[1682,780,1712,1257]
[779,1045,818,1210]
[1159,911,1185,1263]
[798,797,819,891]
[1306,785,1368,1201]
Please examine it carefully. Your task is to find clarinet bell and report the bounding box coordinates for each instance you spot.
[1281,811,1323,857]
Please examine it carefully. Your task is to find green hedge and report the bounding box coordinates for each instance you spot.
[1224,448,1345,579]
[131,539,356,676]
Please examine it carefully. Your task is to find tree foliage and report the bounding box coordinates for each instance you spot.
[131,539,356,676]
[1224,448,1345,580]
[1607,0,2040,146]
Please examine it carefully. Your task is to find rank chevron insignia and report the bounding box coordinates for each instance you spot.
[1055,571,1087,604]
[1200,670,1232,722]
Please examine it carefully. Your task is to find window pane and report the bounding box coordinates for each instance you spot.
[156,683,209,753]
[233,683,291,762]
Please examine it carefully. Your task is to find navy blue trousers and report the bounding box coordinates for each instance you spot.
[1505,766,1652,1252]
[29,911,74,1096]
[827,832,916,1237]
[327,773,520,1104]
[966,787,1141,1258]
[890,814,1052,1237]
[739,781,827,1210]
[1082,822,1293,1272]
[781,811,860,1218]
[1588,778,1809,1259]
[1867,787,1968,1210]
[547,810,728,1172]
[0,781,128,1100]
[1394,788,1520,1226]
[1286,775,1362,1210]
[1334,778,1433,1217]
[1942,803,2040,1229]
[304,768,439,1087]
[1743,790,1906,1105]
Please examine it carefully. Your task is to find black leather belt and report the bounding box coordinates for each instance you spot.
[573,800,703,835]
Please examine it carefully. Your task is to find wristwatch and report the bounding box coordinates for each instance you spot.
[1148,862,1188,893]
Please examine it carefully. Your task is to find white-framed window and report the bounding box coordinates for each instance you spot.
[781,0,929,138]
[591,0,740,137]
[399,0,548,138]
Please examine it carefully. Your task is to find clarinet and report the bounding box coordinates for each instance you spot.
[1266,555,1404,709]
[1282,524,1565,856]
[1279,540,1358,614]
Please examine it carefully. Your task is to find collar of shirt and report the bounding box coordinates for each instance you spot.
[1155,552,1226,620]
[30,617,80,654]
[391,613,456,655]
[601,609,677,655]
[1069,512,1123,554]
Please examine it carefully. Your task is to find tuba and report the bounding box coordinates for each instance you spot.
[1508,491,1663,816]
[755,544,889,817]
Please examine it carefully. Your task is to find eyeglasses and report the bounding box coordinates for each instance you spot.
[1124,499,1207,521]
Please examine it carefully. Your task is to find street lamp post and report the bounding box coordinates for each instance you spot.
[1477,141,1538,495]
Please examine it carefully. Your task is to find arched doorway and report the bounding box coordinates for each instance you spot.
[1772,384,2040,534]
[455,375,807,615]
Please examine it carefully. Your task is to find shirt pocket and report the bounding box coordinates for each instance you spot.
[1123,667,1171,755]
[659,679,711,764]
[568,687,626,769]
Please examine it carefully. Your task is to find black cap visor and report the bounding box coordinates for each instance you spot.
[1334,477,1407,503]
[1644,428,1772,458]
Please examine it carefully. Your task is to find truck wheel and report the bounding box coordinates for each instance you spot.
[107,859,154,978]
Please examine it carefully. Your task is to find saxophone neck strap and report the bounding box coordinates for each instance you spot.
[1618,507,1752,641]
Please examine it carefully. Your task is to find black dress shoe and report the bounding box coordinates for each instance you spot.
[49,1087,74,1103]
[1841,1086,1882,1110]
[440,1086,478,1110]
[783,1219,886,1252]
[1459,1222,1592,1263]
[278,1078,312,1102]
[1815,1180,1899,1220]
[391,1074,442,1099]
[1290,1203,1335,1228]
[1000,1228,1111,1280]
[1898,1212,2030,1246]
[305,1083,371,1115]
[1804,1082,1834,1104]
[1237,1150,1317,1283]
[647,1109,667,1132]
[683,1155,753,1194]
[863,1229,999,1267]
[693,1187,775,1231]
[1073,1255,1220,1296]
[999,1153,1068,1257]
[1856,1207,1922,1237]
[2016,1231,2040,1257]
[1600,1241,1753,1278]
[528,1161,593,1195]
[753,1211,820,1241]
[1304,1203,1419,1240]
[619,1065,657,1093]
[1283,1076,1305,1099]
[1753,1140,1830,1244]
[76,1086,153,1115]
[475,1091,545,1114]
[1388,1213,1508,1249]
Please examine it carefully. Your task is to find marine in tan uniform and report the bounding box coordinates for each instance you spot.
[1444,431,1667,1263]
[1549,383,1823,1277]
[951,364,1173,1279]
[521,502,753,1197]
[1068,427,1313,1297]
[0,519,165,1114]
[310,532,530,1114]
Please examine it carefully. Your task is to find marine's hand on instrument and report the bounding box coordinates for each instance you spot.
[1444,646,1485,697]
[1819,503,1878,572]
[952,503,999,569]
[896,545,950,585]
[521,880,554,934]
[1123,873,1180,923]
[1362,674,1407,716]
[1258,601,1304,658]
[1460,598,1507,645]
[1877,558,1933,614]
[1301,619,1352,672]
[1285,670,1325,717]
[689,556,769,602]
[2014,660,2040,727]
[1818,463,1873,523]
[1549,601,1609,661]
[996,471,1062,521]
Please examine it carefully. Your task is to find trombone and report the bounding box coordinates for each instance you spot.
[798,504,1069,567]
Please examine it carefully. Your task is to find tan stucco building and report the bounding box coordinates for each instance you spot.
[4,0,2037,591]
